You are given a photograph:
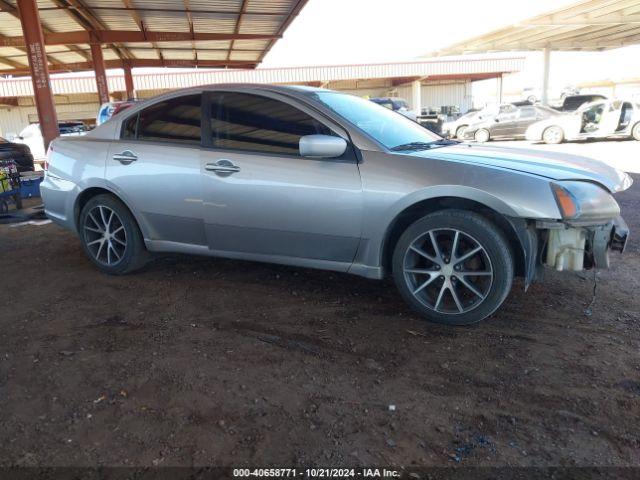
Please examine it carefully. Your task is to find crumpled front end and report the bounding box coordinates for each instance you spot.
[542,217,629,271]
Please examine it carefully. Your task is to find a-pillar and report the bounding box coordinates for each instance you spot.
[16,0,59,149]
[123,62,135,100]
[90,43,110,105]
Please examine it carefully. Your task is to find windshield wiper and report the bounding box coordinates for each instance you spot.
[390,138,460,151]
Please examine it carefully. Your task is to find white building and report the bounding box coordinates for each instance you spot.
[0,56,524,139]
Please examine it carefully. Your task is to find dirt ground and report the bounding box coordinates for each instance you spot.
[1,176,639,469]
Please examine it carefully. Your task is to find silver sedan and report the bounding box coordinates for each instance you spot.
[41,85,632,325]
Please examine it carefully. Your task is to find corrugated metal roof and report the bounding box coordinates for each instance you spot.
[0,0,309,74]
[0,57,525,97]
[430,0,640,55]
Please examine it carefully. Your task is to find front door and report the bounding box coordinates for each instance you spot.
[105,93,206,246]
[489,105,518,138]
[200,91,363,269]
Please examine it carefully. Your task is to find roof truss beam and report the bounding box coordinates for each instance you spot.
[1,58,258,76]
[525,13,640,26]
[0,31,281,48]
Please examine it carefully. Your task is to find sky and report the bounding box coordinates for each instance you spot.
[262,0,579,67]
[261,0,640,91]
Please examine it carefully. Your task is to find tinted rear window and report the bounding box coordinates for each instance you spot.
[122,94,202,145]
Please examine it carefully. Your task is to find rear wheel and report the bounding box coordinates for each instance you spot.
[392,210,514,325]
[632,122,640,141]
[542,126,564,144]
[79,194,148,275]
[474,128,490,143]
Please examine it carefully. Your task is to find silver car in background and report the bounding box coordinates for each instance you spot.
[41,85,632,325]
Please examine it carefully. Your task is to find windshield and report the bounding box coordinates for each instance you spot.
[314,92,440,149]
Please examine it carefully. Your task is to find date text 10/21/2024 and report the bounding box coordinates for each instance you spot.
[232,468,401,478]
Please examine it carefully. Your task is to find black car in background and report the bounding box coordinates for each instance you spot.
[554,94,608,112]
[462,104,558,142]
[0,136,34,173]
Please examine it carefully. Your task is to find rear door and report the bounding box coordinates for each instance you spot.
[105,93,206,246]
[200,90,363,268]
[510,106,540,138]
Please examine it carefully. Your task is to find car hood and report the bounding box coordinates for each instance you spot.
[409,143,632,193]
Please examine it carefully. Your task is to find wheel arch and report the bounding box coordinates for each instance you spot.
[380,196,529,282]
[74,186,148,239]
[455,124,468,137]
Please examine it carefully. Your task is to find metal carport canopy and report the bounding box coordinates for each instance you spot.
[428,0,640,104]
[0,0,309,74]
[0,0,309,147]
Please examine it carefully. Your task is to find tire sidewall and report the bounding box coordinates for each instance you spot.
[78,194,145,274]
[392,210,514,326]
[632,122,640,141]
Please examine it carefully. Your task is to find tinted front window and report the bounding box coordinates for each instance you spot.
[123,94,201,144]
[210,92,333,155]
[314,91,439,149]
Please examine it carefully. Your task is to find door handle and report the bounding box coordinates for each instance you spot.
[113,150,138,164]
[205,159,240,176]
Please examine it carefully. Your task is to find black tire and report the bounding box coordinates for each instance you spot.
[542,126,564,144]
[78,193,148,275]
[632,122,640,141]
[455,125,467,139]
[474,128,490,143]
[392,209,514,326]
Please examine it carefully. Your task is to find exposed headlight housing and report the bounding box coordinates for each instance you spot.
[551,183,579,219]
[551,181,620,221]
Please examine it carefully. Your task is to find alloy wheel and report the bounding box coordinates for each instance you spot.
[403,228,494,314]
[475,129,489,143]
[83,205,127,266]
[543,126,563,144]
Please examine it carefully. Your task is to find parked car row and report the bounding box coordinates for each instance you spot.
[11,121,88,158]
[443,95,640,144]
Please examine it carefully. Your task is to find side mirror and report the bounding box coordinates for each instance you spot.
[299,134,347,159]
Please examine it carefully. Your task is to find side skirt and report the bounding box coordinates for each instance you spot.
[145,239,358,276]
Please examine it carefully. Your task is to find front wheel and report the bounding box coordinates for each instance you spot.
[79,194,148,275]
[632,122,640,141]
[542,126,564,144]
[474,128,490,143]
[392,210,514,325]
[455,125,467,139]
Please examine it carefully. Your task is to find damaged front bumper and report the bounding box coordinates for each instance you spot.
[538,216,629,271]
